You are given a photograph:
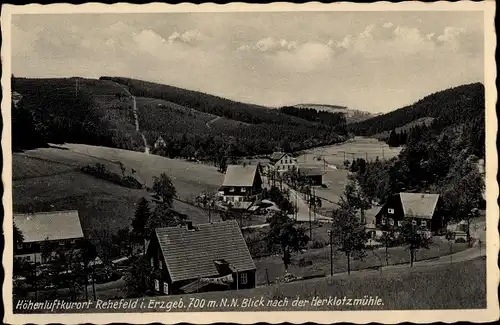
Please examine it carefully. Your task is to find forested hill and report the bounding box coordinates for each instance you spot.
[100,76,313,126]
[348,83,485,136]
[11,76,348,162]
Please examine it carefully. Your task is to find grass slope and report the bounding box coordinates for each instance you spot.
[60,258,485,312]
[13,145,223,236]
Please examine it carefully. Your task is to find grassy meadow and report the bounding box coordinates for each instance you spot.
[50,257,485,312]
[12,144,224,237]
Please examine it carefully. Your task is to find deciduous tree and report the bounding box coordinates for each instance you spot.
[267,212,309,273]
[330,202,368,274]
[152,173,177,207]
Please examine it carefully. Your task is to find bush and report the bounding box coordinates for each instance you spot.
[81,163,143,189]
[308,240,325,249]
[455,237,467,243]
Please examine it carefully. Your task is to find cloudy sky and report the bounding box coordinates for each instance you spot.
[11,11,484,113]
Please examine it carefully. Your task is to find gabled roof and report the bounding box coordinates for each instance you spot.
[298,166,323,177]
[399,193,440,220]
[269,152,287,162]
[14,210,84,243]
[222,164,259,187]
[155,220,256,283]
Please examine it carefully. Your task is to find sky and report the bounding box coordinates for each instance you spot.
[11,11,484,113]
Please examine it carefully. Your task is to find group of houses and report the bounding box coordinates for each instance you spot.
[13,210,257,295]
[217,151,324,207]
[13,151,453,297]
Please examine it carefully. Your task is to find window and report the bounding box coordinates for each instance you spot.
[159,261,163,270]
[16,243,22,250]
[229,187,235,193]
[154,279,160,292]
[163,282,169,294]
[397,221,402,227]
[150,258,154,268]
[421,220,427,227]
[412,220,417,225]
[240,272,248,285]
[387,208,395,214]
[381,218,386,225]
[59,240,65,246]
[241,187,246,193]
[389,218,394,226]
[70,239,76,244]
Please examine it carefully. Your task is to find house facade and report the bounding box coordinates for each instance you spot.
[154,136,166,149]
[298,167,323,186]
[268,152,298,174]
[218,164,262,203]
[374,193,444,235]
[14,210,84,263]
[147,220,256,295]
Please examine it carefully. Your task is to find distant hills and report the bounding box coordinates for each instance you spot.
[292,103,377,123]
[348,82,485,158]
[348,83,484,136]
[11,76,348,162]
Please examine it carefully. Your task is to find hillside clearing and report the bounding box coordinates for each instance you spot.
[13,145,224,235]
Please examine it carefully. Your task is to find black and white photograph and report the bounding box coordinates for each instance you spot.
[2,2,498,324]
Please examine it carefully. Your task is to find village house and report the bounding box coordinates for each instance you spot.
[374,193,444,234]
[147,220,256,295]
[14,210,84,263]
[268,152,298,174]
[154,136,166,149]
[298,167,324,186]
[218,164,262,204]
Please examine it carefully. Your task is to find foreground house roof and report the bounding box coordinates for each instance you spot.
[14,210,84,243]
[155,220,256,283]
[222,164,259,187]
[399,193,440,220]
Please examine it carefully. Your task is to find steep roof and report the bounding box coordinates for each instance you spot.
[155,220,256,283]
[399,193,440,220]
[298,166,323,176]
[222,164,258,187]
[269,152,286,162]
[13,210,84,243]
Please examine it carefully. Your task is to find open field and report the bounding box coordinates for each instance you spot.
[254,234,470,285]
[61,143,224,200]
[39,257,485,312]
[294,136,402,211]
[13,145,223,235]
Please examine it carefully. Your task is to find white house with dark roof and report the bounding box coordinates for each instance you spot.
[14,210,84,262]
[218,164,262,204]
[268,151,298,174]
[375,193,444,234]
[147,220,256,295]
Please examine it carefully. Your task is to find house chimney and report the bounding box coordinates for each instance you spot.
[186,220,195,231]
